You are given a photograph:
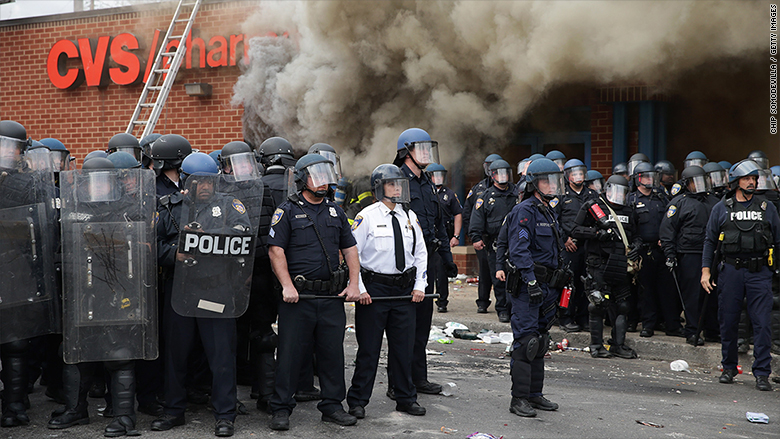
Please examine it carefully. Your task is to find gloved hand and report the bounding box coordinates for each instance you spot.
[527,281,543,305]
[597,229,614,241]
[665,257,677,272]
[627,245,641,262]
[444,261,459,278]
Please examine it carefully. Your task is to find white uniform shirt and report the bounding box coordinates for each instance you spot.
[351,201,428,294]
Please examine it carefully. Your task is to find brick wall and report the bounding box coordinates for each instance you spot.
[589,103,613,176]
[0,1,255,163]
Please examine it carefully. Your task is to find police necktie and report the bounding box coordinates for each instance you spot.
[390,211,405,271]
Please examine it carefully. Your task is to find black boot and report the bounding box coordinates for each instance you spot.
[48,363,90,429]
[509,397,536,417]
[1,340,31,427]
[254,352,275,413]
[104,363,137,437]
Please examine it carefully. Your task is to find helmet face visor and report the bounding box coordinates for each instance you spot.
[114,146,141,162]
[636,171,659,189]
[409,141,439,166]
[317,150,342,179]
[375,178,410,204]
[552,158,565,171]
[708,169,728,188]
[589,178,604,193]
[50,150,71,171]
[85,171,119,202]
[429,170,446,186]
[684,158,707,168]
[224,152,260,181]
[757,169,777,190]
[687,175,711,194]
[605,183,629,205]
[0,135,26,169]
[565,165,587,185]
[534,172,564,199]
[305,161,338,188]
[491,168,512,184]
[24,148,53,172]
[752,157,769,169]
[627,159,647,176]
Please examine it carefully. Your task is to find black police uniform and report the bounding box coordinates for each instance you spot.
[703,194,780,378]
[462,178,494,312]
[156,190,251,424]
[155,173,180,197]
[505,196,561,405]
[628,189,683,336]
[267,196,356,417]
[555,185,598,330]
[659,190,718,341]
[469,183,518,318]
[263,165,289,210]
[397,164,453,390]
[572,197,641,357]
[434,185,462,309]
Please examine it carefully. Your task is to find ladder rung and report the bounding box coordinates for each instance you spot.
[166,35,185,40]
[161,52,177,57]
[140,103,155,107]
[175,19,189,22]
[147,86,162,90]
[132,121,149,125]
[155,69,170,73]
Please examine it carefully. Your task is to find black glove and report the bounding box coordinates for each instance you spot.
[627,245,641,262]
[444,261,459,278]
[665,257,677,272]
[527,280,543,305]
[596,229,614,241]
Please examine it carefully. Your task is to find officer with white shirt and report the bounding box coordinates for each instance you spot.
[346,164,428,419]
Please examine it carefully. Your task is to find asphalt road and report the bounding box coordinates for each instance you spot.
[7,330,779,439]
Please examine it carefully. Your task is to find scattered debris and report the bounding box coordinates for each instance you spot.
[467,433,502,439]
[425,349,444,355]
[441,382,457,396]
[746,412,769,424]
[635,420,664,428]
[440,426,457,434]
[670,360,690,372]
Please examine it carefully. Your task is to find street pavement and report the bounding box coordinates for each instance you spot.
[6,283,779,438]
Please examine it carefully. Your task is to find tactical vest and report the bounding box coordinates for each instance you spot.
[721,196,774,255]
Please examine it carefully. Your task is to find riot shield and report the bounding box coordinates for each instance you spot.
[60,168,157,364]
[0,170,59,344]
[171,174,263,318]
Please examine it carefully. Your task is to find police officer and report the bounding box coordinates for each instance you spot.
[150,134,192,196]
[660,165,718,346]
[701,159,779,391]
[470,159,518,323]
[139,133,161,170]
[391,128,457,398]
[107,132,143,162]
[152,151,250,437]
[308,143,343,179]
[572,175,642,359]
[462,153,503,314]
[585,170,604,194]
[545,150,566,171]
[347,164,428,419]
[556,159,597,333]
[613,162,628,179]
[256,137,296,208]
[629,162,684,338]
[654,160,678,195]
[684,151,708,169]
[426,163,462,313]
[704,162,729,199]
[267,154,360,431]
[501,158,564,417]
[627,153,650,178]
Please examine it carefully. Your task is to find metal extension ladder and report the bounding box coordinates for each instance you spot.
[126,0,202,139]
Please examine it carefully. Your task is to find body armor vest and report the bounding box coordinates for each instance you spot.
[722,196,774,255]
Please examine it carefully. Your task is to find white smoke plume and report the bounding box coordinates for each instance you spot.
[231,0,765,175]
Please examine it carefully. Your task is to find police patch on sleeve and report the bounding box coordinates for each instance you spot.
[271,208,284,226]
[232,199,246,214]
[467,189,473,199]
[666,205,677,218]
[549,198,559,208]
[671,183,681,196]
[351,215,363,231]
[153,211,159,226]
[475,198,484,210]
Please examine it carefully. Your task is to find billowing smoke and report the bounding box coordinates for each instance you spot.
[231,1,765,174]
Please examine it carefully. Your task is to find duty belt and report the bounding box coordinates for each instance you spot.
[360,267,417,289]
[293,275,333,293]
[723,256,767,273]
[533,263,555,284]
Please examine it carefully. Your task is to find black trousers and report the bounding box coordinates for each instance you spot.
[434,251,450,307]
[270,294,347,416]
[677,253,706,337]
[475,247,493,310]
[347,282,416,408]
[559,246,588,326]
[639,246,682,332]
[162,282,237,421]
[485,245,509,314]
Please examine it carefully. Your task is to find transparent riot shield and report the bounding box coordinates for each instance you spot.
[60,168,157,364]
[171,174,263,318]
[0,171,58,344]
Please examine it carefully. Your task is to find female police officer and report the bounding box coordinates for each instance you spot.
[499,158,564,418]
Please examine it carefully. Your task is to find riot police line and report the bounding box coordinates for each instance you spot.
[1,117,778,436]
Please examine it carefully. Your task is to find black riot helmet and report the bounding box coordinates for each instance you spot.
[654,159,678,187]
[139,133,161,169]
[294,153,338,198]
[703,162,727,189]
[683,151,708,169]
[612,162,628,178]
[681,165,710,194]
[484,153,503,177]
[107,133,142,162]
[371,164,410,204]
[631,161,658,189]
[747,150,769,169]
[0,120,30,170]
[151,134,192,173]
[308,143,342,179]
[257,136,295,168]
[627,153,650,176]
[604,175,630,205]
[220,141,259,180]
[489,159,512,185]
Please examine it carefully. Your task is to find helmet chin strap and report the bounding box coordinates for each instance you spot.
[304,186,327,198]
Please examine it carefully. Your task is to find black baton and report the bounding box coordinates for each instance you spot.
[297,293,440,301]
